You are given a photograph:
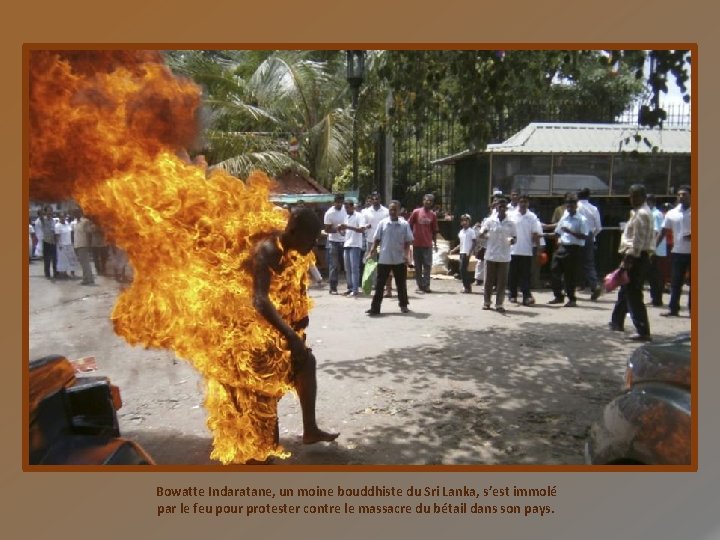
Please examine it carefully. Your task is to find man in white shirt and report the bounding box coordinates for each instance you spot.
[449,213,477,293]
[323,194,347,295]
[73,209,96,285]
[29,222,35,263]
[361,191,391,296]
[33,210,44,258]
[508,194,542,306]
[577,188,603,300]
[54,213,78,279]
[339,200,367,297]
[473,202,494,285]
[478,197,516,312]
[548,194,589,307]
[658,185,691,317]
[507,189,520,217]
[646,194,667,307]
[361,191,389,255]
[39,206,58,279]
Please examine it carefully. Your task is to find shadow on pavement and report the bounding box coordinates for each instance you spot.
[318,321,669,465]
[121,429,215,465]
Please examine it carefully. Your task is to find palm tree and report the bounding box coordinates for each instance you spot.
[165,50,358,188]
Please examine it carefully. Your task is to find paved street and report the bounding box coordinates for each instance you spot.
[28,257,691,465]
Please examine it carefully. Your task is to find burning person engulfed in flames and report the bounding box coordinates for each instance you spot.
[29,50,338,464]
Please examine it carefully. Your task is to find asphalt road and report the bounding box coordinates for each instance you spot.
[28,257,692,466]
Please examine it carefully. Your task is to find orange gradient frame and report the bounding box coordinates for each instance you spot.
[22,42,698,473]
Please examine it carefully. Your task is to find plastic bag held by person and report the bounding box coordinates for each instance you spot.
[604,267,629,293]
[361,258,378,295]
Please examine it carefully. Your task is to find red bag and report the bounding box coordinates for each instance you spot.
[604,267,629,293]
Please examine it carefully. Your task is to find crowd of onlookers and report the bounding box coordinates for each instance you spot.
[307,184,691,340]
[28,206,132,285]
[31,183,691,343]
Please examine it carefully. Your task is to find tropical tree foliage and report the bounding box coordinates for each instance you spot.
[164,50,356,187]
[376,50,663,148]
[608,49,691,126]
[164,49,691,200]
[374,49,690,203]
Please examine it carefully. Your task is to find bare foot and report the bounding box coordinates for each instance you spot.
[302,429,339,444]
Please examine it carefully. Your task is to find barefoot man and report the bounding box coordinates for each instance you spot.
[249,207,339,449]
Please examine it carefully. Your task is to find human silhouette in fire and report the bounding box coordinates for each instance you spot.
[251,207,339,446]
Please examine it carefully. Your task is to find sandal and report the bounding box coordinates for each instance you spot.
[482,304,491,310]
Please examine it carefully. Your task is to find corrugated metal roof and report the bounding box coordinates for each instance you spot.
[433,123,692,165]
[269,190,359,205]
[269,193,336,205]
[271,170,330,195]
[486,123,691,154]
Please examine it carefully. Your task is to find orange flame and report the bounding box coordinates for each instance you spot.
[29,50,314,464]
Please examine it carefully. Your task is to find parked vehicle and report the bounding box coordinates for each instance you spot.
[585,333,691,465]
[29,355,154,465]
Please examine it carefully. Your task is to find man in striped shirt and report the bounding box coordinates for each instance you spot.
[609,184,655,342]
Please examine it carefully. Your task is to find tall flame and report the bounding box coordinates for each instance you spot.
[29,50,314,464]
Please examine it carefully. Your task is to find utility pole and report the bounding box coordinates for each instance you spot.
[346,51,366,193]
[384,90,393,205]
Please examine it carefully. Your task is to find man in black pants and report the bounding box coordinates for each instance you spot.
[367,201,414,315]
[39,206,58,279]
[508,194,542,305]
[657,186,692,317]
[548,194,589,307]
[609,184,655,341]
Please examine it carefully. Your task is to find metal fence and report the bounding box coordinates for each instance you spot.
[387,110,467,211]
[615,102,691,127]
[386,99,691,208]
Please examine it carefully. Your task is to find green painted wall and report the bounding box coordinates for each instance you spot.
[453,155,490,227]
